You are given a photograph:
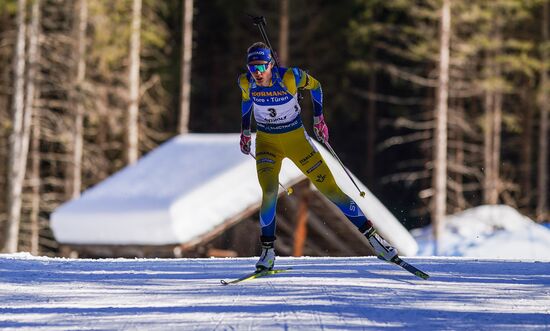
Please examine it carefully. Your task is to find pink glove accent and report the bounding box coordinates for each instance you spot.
[240,130,251,154]
[313,115,329,143]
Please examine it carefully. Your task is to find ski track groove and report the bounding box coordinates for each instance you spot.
[212,273,247,331]
[318,283,338,331]
[267,276,298,330]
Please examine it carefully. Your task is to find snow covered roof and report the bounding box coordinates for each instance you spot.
[51,133,417,255]
[412,205,550,259]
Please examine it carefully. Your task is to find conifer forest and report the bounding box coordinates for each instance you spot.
[0,0,548,255]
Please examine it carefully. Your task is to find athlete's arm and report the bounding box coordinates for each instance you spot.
[293,68,323,117]
[238,73,253,133]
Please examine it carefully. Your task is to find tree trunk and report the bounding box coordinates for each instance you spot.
[71,0,88,199]
[483,51,501,205]
[30,102,41,256]
[454,101,466,212]
[432,0,450,254]
[26,0,41,255]
[4,0,27,253]
[279,0,289,66]
[127,0,142,164]
[492,79,502,203]
[179,0,193,134]
[520,88,533,208]
[537,0,549,222]
[483,89,495,204]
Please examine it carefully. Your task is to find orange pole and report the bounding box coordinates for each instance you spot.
[293,192,309,256]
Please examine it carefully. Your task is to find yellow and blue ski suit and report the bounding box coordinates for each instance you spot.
[238,67,372,240]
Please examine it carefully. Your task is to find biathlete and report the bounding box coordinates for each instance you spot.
[238,42,397,271]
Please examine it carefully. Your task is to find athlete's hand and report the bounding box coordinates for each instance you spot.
[313,115,329,143]
[240,130,251,154]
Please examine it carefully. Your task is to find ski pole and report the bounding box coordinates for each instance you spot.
[249,15,280,68]
[249,14,303,102]
[323,141,366,197]
[250,153,293,195]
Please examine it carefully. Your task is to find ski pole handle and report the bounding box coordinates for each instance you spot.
[250,15,266,27]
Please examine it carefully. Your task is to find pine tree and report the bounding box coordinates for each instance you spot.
[433,0,451,252]
[537,0,549,221]
[4,0,27,253]
[178,0,193,134]
[69,0,88,199]
[127,0,142,164]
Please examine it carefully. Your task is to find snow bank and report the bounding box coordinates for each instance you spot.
[412,205,550,259]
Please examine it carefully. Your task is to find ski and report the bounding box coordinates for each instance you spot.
[389,256,430,280]
[220,268,292,285]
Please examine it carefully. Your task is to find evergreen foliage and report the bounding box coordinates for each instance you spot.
[0,0,548,254]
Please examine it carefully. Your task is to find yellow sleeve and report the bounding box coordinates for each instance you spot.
[293,68,321,91]
[238,73,254,131]
[238,73,251,101]
[282,69,298,95]
[286,67,323,117]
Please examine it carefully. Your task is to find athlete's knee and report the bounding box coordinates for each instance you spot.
[262,182,279,196]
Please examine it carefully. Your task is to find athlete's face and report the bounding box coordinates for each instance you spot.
[248,60,273,86]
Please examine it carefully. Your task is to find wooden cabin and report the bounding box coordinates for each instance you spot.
[52,134,418,258]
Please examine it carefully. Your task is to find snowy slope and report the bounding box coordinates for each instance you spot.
[412,205,550,259]
[1,254,549,330]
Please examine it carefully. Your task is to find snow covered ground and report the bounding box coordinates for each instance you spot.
[413,205,550,259]
[1,253,549,330]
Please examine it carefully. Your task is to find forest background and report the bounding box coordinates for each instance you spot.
[0,0,548,255]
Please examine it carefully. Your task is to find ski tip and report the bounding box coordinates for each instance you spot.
[220,280,229,285]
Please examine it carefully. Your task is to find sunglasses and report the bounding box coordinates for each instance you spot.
[247,63,269,73]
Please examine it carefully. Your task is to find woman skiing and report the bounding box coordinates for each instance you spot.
[238,42,397,271]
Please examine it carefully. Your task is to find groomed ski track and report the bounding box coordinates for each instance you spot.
[0,254,549,330]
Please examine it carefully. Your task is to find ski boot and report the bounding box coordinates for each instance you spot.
[255,237,276,272]
[362,226,398,261]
